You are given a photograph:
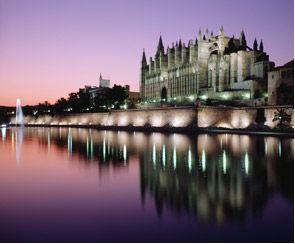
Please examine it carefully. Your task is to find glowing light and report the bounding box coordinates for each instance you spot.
[103,137,106,161]
[278,141,282,158]
[201,149,206,172]
[151,116,163,127]
[265,138,268,155]
[188,146,192,171]
[222,150,227,174]
[67,130,72,156]
[90,137,93,159]
[118,116,129,126]
[162,144,166,166]
[123,144,127,163]
[243,92,251,99]
[47,131,50,151]
[222,93,230,99]
[170,116,186,127]
[86,136,89,158]
[152,144,156,165]
[1,127,6,141]
[173,146,177,169]
[188,95,194,101]
[200,95,207,100]
[244,152,249,175]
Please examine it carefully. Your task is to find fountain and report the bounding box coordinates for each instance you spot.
[15,98,24,126]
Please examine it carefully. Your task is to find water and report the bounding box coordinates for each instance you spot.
[0,127,293,242]
[15,98,24,126]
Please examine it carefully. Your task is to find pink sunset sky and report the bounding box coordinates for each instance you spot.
[0,0,293,106]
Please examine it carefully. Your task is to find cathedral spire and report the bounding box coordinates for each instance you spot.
[219,26,224,36]
[198,28,202,41]
[178,39,182,48]
[259,39,264,52]
[141,49,147,66]
[99,73,102,82]
[253,38,258,51]
[205,29,209,40]
[157,35,164,54]
[240,29,247,50]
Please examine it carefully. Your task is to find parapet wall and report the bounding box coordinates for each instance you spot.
[13,106,294,129]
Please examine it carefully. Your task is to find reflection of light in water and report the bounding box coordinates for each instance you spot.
[90,136,93,159]
[162,144,166,166]
[188,146,192,171]
[223,150,227,174]
[152,144,156,166]
[86,136,89,158]
[173,146,177,169]
[278,141,282,158]
[201,149,206,172]
[67,129,72,156]
[15,128,23,165]
[47,130,50,151]
[265,138,268,155]
[123,144,127,163]
[103,137,106,161]
[12,130,14,150]
[220,138,223,149]
[1,127,6,141]
[245,152,249,175]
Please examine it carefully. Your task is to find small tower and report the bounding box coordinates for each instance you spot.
[178,39,182,50]
[198,28,202,41]
[253,38,258,51]
[205,29,209,40]
[210,31,214,38]
[239,29,247,50]
[219,26,225,36]
[141,49,147,67]
[259,40,264,52]
[99,73,102,83]
[156,35,165,56]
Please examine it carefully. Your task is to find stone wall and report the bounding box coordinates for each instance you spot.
[12,106,293,129]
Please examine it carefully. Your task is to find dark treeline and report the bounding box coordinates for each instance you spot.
[36,84,130,116]
[0,85,132,122]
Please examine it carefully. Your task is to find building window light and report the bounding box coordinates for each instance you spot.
[200,95,207,100]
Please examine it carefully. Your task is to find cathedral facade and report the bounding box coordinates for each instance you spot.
[140,27,274,104]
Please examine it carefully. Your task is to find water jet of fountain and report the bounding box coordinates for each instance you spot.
[15,98,24,126]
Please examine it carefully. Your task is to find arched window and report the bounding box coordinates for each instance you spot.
[161,87,167,102]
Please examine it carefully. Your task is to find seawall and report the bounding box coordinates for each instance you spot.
[11,105,294,131]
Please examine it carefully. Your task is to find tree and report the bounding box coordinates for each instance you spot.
[272,108,292,128]
[110,85,128,104]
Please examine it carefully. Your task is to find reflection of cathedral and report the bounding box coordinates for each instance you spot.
[139,134,293,223]
[10,128,293,224]
[140,27,274,103]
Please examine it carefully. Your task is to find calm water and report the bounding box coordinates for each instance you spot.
[0,127,293,242]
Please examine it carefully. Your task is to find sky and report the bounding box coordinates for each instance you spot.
[0,0,293,106]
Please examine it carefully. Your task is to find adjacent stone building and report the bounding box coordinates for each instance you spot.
[140,27,274,104]
[268,60,294,105]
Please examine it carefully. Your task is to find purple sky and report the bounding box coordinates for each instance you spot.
[0,0,293,106]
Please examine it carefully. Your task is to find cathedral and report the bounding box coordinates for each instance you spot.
[140,27,274,104]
